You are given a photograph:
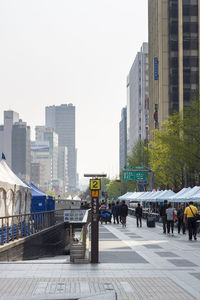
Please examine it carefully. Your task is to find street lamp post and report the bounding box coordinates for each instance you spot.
[170,157,187,187]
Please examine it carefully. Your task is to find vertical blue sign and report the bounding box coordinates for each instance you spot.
[154,57,158,80]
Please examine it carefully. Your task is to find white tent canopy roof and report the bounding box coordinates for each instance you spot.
[126,192,146,202]
[118,192,133,201]
[169,186,200,203]
[73,195,81,201]
[0,158,29,188]
[169,187,191,202]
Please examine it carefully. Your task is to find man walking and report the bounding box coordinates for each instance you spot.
[159,200,168,234]
[120,200,128,227]
[135,203,143,227]
[184,201,199,240]
[166,203,175,235]
[177,203,186,234]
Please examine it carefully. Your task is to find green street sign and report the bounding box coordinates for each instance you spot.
[123,171,146,181]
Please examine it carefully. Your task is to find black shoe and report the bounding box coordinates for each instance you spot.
[194,236,197,240]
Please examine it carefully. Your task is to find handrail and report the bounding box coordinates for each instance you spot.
[0,209,67,246]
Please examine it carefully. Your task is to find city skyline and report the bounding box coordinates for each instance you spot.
[0,0,148,180]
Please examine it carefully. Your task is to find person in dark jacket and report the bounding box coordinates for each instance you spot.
[115,201,120,224]
[120,200,128,227]
[159,200,168,234]
[177,203,186,234]
[135,203,143,227]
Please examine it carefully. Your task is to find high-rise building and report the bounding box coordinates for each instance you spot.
[119,107,127,172]
[0,111,30,181]
[31,141,51,191]
[126,43,149,156]
[0,111,19,167]
[12,120,31,182]
[45,104,77,193]
[58,146,68,194]
[148,0,200,133]
[35,126,59,187]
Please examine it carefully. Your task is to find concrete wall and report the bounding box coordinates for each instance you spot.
[0,222,70,261]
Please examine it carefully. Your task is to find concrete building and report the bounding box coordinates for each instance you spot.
[35,126,59,189]
[119,107,127,172]
[148,0,200,133]
[0,111,31,181]
[0,111,19,167]
[45,104,77,193]
[58,146,68,194]
[12,120,31,182]
[126,43,149,156]
[31,141,51,191]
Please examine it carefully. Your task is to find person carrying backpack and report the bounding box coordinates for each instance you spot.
[120,200,128,227]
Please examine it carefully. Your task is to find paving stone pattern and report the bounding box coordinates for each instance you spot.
[0,277,195,300]
[1,216,200,299]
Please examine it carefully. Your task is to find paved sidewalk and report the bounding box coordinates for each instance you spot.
[0,216,200,299]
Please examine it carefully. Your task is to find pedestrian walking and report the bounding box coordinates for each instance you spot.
[159,200,168,234]
[135,203,142,227]
[120,200,128,227]
[115,201,120,224]
[166,203,176,235]
[177,203,186,234]
[111,202,117,224]
[184,201,199,241]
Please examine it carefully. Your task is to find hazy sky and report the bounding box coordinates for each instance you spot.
[0,0,148,180]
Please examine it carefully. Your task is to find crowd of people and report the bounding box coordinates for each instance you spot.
[99,198,200,240]
[99,200,128,227]
[159,200,199,240]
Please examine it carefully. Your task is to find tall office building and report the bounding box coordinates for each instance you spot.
[126,43,149,156]
[148,0,200,133]
[119,107,127,172]
[12,120,31,181]
[31,141,51,191]
[0,111,30,181]
[0,111,19,167]
[45,104,77,193]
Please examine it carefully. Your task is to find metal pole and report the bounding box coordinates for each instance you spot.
[184,164,187,187]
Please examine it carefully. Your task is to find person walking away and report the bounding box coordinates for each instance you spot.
[184,201,199,240]
[177,203,186,234]
[115,201,120,224]
[159,200,168,234]
[135,203,143,227]
[111,202,117,224]
[120,200,128,227]
[166,203,175,235]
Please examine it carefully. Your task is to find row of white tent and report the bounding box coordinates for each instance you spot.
[118,186,200,203]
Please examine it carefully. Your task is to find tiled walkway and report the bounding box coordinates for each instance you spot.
[0,216,200,299]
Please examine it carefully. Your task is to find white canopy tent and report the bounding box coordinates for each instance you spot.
[118,192,133,201]
[0,155,31,217]
[169,187,200,203]
[168,187,191,203]
[126,192,146,202]
[190,189,200,202]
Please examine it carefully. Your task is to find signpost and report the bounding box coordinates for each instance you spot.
[84,173,106,264]
[123,166,154,191]
[123,171,146,181]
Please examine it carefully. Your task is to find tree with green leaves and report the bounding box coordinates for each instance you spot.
[149,98,200,190]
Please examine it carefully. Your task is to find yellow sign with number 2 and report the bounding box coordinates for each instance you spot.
[90,179,101,190]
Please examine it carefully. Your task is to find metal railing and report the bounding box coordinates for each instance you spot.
[70,209,91,263]
[0,209,66,246]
